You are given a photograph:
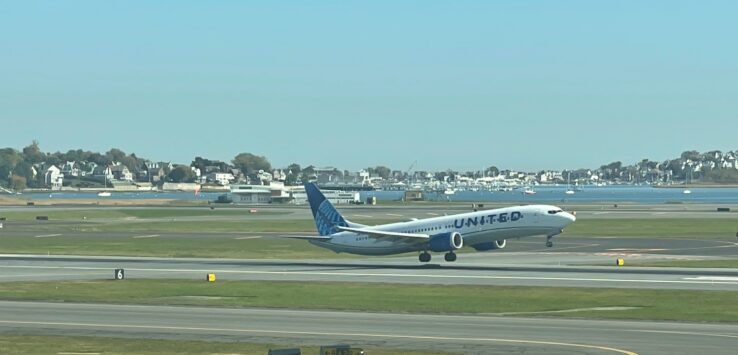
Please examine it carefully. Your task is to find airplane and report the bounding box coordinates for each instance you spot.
[293,183,576,262]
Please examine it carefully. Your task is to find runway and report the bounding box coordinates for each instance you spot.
[1,300,736,354]
[2,253,738,290]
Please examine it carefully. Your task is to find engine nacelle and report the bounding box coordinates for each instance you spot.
[471,239,506,251]
[428,232,463,252]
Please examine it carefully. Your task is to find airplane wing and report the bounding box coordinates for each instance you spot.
[279,235,332,240]
[336,226,429,240]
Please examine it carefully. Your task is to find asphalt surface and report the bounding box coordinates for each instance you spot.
[2,253,738,290]
[1,301,737,354]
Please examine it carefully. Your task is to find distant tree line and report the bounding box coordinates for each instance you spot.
[3,143,738,190]
[0,141,282,189]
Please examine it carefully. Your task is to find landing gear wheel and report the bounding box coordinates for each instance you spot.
[419,252,431,263]
[546,235,554,248]
[444,252,457,262]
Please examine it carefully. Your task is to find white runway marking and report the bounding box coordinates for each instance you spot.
[132,235,159,239]
[593,212,609,215]
[427,213,439,216]
[684,276,738,282]
[608,248,669,252]
[386,213,404,217]
[235,236,262,240]
[34,234,61,238]
[3,265,738,286]
[352,214,373,218]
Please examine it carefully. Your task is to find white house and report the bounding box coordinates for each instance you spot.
[44,165,64,190]
[208,172,235,185]
[110,164,133,181]
[61,161,80,177]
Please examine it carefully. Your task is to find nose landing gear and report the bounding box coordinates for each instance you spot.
[546,229,563,248]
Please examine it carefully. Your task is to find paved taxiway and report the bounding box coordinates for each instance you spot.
[1,300,737,354]
[2,253,738,290]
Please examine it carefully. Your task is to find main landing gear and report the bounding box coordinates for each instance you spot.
[419,251,457,262]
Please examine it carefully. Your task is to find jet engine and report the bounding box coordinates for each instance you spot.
[471,239,506,251]
[428,232,463,252]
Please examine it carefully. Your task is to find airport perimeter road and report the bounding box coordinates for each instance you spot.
[0,301,736,354]
[2,254,738,290]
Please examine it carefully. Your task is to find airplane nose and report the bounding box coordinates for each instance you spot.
[562,212,576,223]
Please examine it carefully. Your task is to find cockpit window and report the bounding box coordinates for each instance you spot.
[547,209,564,214]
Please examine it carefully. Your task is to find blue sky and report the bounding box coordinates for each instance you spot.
[1,1,736,171]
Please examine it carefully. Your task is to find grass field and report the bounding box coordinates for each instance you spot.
[0,207,287,221]
[1,280,736,323]
[0,334,451,355]
[0,234,350,259]
[0,216,736,258]
[8,215,738,236]
[564,217,738,238]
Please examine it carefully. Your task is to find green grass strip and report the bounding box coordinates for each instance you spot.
[0,280,736,323]
[0,334,450,355]
[564,218,738,237]
[0,235,351,259]
[0,208,286,221]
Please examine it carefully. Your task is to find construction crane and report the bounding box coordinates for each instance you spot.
[406,160,417,184]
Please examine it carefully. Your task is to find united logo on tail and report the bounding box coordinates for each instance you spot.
[305,183,349,236]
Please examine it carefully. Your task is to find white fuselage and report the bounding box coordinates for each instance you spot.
[310,204,576,255]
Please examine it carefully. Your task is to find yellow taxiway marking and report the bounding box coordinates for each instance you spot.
[235,236,262,240]
[0,320,638,355]
[132,235,159,239]
[426,212,439,216]
[34,234,61,238]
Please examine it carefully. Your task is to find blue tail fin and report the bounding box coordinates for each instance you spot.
[305,183,349,236]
